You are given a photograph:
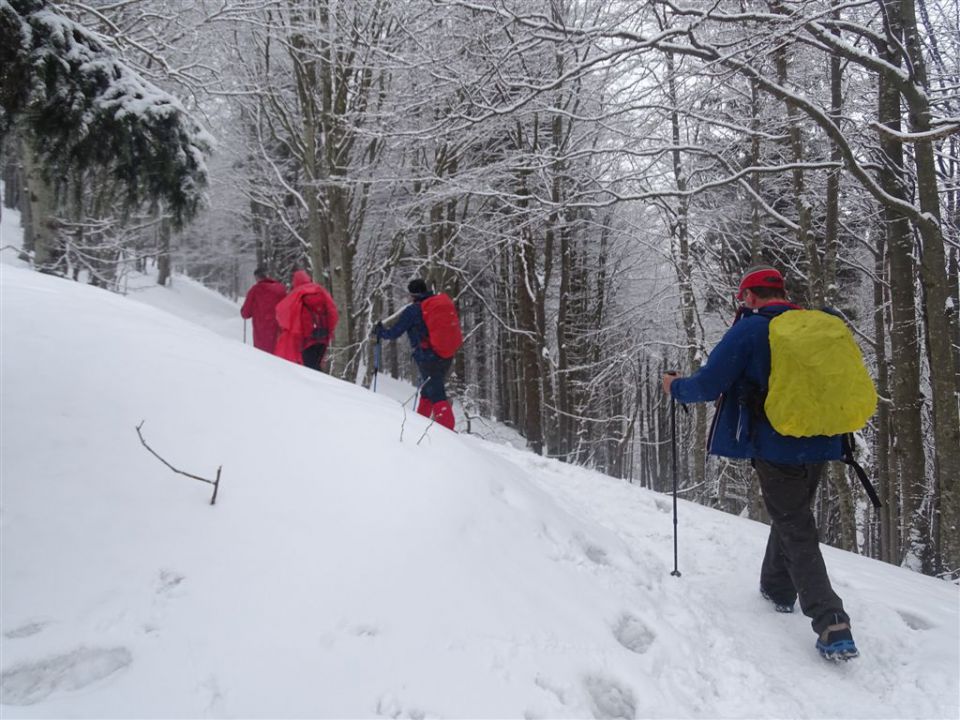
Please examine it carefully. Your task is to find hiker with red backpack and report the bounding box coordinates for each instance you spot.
[275,270,339,371]
[240,267,286,353]
[661,265,877,662]
[374,278,463,431]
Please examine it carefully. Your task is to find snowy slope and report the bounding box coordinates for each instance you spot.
[1,232,958,718]
[123,270,245,342]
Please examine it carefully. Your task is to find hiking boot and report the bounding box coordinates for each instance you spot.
[760,586,795,614]
[816,622,859,661]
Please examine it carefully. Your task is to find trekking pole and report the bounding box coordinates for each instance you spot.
[243,319,247,344]
[373,338,381,393]
[667,370,682,578]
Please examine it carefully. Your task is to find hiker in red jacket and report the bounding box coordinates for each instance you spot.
[275,270,339,371]
[240,267,286,353]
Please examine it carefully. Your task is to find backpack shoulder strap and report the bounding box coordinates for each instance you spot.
[756,302,803,318]
[306,302,321,326]
[841,434,882,508]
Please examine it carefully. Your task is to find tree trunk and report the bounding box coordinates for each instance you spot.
[874,232,898,564]
[323,181,354,376]
[877,38,929,569]
[515,225,544,455]
[2,149,20,210]
[774,45,821,308]
[496,245,515,425]
[899,0,960,576]
[556,218,572,460]
[157,214,171,286]
[828,463,858,552]
[822,6,844,306]
[749,80,762,261]
[22,139,59,272]
[250,199,270,271]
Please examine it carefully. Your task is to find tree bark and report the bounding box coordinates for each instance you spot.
[822,5,844,306]
[872,232,898,563]
[21,139,59,272]
[899,0,960,576]
[877,31,929,569]
[556,217,572,460]
[157,214,171,286]
[515,224,544,454]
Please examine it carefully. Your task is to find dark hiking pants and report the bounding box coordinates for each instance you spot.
[416,356,452,403]
[302,343,327,372]
[754,459,849,635]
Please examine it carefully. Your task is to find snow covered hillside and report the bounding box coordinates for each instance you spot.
[1,260,958,718]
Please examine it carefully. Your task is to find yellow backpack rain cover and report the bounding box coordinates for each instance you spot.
[765,309,877,437]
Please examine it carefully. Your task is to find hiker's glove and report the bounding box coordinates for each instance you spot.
[662,371,679,396]
[372,321,383,338]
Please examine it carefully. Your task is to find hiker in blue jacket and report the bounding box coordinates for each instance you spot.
[662,265,857,661]
[375,278,455,430]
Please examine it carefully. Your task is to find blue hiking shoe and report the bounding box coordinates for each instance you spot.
[816,623,859,661]
[760,587,795,614]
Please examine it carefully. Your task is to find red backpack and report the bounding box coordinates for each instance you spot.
[420,294,463,359]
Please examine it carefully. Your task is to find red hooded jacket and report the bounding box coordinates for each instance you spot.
[274,270,339,364]
[240,276,286,352]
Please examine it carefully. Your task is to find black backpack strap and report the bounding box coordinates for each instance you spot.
[841,433,882,508]
[303,295,328,341]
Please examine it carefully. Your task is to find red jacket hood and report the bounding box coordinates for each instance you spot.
[292,270,313,288]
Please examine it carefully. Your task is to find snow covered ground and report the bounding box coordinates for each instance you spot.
[1,201,958,718]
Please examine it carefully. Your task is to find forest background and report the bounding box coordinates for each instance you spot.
[1,0,958,580]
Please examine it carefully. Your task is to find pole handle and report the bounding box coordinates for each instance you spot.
[664,370,689,414]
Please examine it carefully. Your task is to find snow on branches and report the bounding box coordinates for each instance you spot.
[0,0,212,225]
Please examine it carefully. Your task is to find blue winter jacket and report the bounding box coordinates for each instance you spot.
[670,303,842,464]
[377,293,438,364]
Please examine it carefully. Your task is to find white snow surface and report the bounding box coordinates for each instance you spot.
[1,207,958,718]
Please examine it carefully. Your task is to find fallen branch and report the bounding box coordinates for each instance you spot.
[399,380,429,443]
[416,418,436,446]
[135,420,221,505]
[399,393,412,443]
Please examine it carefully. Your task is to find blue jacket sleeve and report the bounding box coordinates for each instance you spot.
[379,304,417,340]
[671,321,754,404]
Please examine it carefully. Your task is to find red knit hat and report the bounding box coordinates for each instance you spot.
[737,266,784,299]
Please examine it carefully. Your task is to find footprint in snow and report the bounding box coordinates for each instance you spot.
[375,692,428,719]
[583,674,636,720]
[141,569,186,635]
[156,569,185,597]
[613,613,656,655]
[0,646,132,705]
[896,609,935,631]
[534,673,567,704]
[351,624,380,638]
[582,542,610,566]
[4,619,51,640]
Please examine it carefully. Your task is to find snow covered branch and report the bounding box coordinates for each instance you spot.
[870,120,960,143]
[0,0,212,225]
